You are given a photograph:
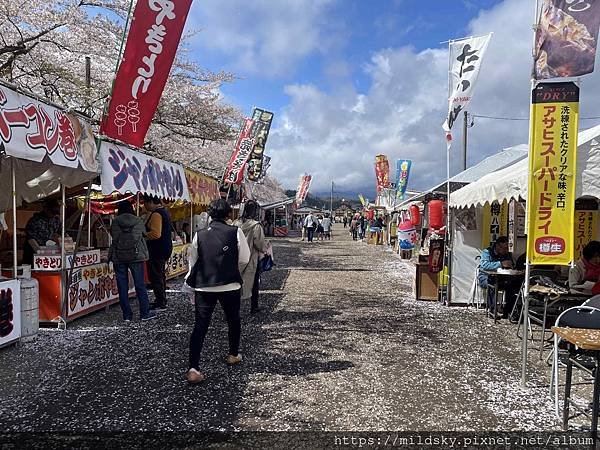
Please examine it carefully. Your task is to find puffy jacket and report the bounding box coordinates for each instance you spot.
[109,213,149,264]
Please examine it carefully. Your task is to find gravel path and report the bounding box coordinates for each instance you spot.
[0,230,562,435]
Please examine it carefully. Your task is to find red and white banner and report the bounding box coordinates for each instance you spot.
[224,118,259,185]
[100,0,193,147]
[375,154,390,194]
[295,174,312,205]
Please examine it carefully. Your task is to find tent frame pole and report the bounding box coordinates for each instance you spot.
[11,159,17,278]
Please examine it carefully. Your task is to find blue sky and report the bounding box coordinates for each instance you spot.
[183,0,600,196]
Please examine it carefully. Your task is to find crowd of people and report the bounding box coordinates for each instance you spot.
[104,197,269,384]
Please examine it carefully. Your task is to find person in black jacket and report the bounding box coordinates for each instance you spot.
[183,199,250,384]
[143,194,173,311]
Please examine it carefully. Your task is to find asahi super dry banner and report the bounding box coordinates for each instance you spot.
[396,159,412,200]
[247,108,274,181]
[100,0,193,147]
[527,82,579,265]
[574,198,599,260]
[534,0,600,79]
[375,155,390,194]
[224,118,260,185]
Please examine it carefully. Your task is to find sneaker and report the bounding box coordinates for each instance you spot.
[227,354,243,365]
[185,368,205,384]
[150,304,167,312]
[124,318,132,323]
[141,311,158,321]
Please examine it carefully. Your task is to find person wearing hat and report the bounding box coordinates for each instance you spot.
[23,199,62,265]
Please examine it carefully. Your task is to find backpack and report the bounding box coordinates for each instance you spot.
[114,224,140,263]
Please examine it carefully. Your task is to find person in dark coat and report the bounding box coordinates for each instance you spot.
[183,199,250,384]
[110,201,156,322]
[143,194,173,311]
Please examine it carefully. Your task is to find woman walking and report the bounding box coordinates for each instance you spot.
[184,200,250,383]
[110,201,156,322]
[236,200,267,314]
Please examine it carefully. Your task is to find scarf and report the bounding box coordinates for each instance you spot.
[582,257,600,282]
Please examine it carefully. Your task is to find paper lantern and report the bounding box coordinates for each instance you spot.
[398,220,417,250]
[409,204,421,226]
[428,199,445,230]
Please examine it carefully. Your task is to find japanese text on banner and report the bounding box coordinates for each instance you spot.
[527,82,579,265]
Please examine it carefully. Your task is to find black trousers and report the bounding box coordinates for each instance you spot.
[188,289,241,370]
[251,261,261,312]
[147,258,167,307]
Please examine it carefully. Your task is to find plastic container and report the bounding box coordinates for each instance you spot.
[18,265,39,342]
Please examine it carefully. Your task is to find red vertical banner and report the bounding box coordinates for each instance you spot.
[224,119,259,185]
[100,0,193,147]
[374,154,390,194]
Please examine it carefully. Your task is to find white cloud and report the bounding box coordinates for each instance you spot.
[188,0,338,77]
[268,0,600,194]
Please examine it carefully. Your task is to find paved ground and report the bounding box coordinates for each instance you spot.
[0,229,576,440]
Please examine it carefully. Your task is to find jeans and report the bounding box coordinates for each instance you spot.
[189,289,241,370]
[307,227,315,242]
[114,262,150,320]
[147,258,167,307]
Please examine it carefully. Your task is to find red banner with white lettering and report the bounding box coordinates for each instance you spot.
[100,0,193,147]
[224,119,258,185]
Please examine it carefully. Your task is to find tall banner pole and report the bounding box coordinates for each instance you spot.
[522,0,541,387]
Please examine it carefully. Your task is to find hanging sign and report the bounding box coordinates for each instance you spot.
[247,108,274,181]
[99,141,190,201]
[0,86,98,172]
[534,0,600,79]
[574,198,599,260]
[482,200,508,248]
[527,81,579,265]
[166,243,190,278]
[185,169,220,206]
[100,0,194,147]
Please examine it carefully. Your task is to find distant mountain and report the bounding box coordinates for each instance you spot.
[284,190,361,210]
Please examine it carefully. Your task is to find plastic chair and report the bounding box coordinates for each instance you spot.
[550,306,600,418]
[582,295,600,310]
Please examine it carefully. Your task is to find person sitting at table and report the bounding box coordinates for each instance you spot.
[569,240,600,293]
[478,236,520,320]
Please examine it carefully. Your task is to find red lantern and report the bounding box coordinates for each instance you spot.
[409,204,421,226]
[428,200,445,229]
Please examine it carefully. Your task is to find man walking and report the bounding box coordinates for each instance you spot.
[143,194,173,311]
[305,212,316,242]
[322,214,332,240]
[184,199,250,383]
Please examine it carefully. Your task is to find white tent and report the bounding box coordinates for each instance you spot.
[448,123,600,304]
[450,123,600,208]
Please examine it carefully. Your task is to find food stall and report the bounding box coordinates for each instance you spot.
[260,198,295,237]
[0,82,120,325]
[99,140,192,280]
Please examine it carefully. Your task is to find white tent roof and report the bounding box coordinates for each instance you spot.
[450,123,600,208]
[395,144,528,210]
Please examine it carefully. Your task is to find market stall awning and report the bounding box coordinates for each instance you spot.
[99,141,190,201]
[260,197,295,210]
[185,169,220,206]
[0,83,100,212]
[450,123,600,208]
[395,144,528,210]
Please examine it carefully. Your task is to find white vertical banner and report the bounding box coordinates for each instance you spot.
[443,33,493,133]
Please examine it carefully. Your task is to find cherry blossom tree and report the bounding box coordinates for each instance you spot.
[0,0,241,162]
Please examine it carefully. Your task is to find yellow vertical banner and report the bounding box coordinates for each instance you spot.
[527,82,579,265]
[482,200,508,248]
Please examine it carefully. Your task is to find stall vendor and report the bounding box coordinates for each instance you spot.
[478,236,521,320]
[23,199,61,265]
[569,240,600,293]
